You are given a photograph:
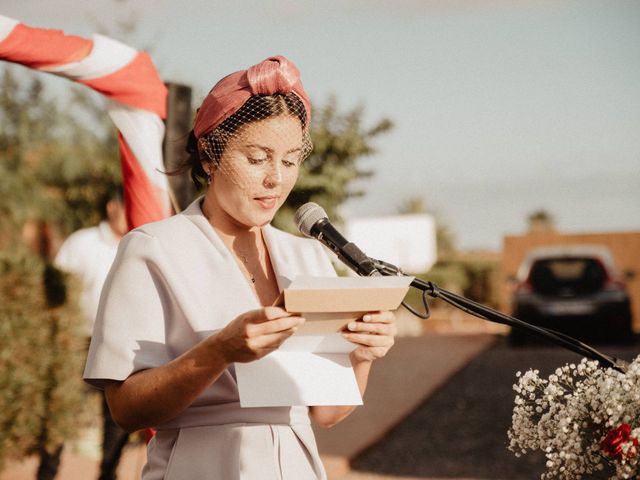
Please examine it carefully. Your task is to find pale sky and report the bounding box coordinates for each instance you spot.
[2,0,639,250]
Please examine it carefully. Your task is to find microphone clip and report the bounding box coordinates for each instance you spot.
[371,258,405,276]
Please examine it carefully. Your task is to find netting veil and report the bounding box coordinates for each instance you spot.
[198,94,312,193]
[192,56,312,194]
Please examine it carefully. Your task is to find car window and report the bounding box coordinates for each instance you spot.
[529,258,606,296]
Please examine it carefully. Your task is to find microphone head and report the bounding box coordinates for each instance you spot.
[294,202,328,237]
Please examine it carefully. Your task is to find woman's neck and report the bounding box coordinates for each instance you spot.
[201,196,262,250]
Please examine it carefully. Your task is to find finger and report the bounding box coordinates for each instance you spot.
[342,332,394,347]
[244,307,290,325]
[263,306,293,320]
[346,321,395,335]
[249,315,305,336]
[362,311,395,324]
[248,329,297,350]
[355,346,389,361]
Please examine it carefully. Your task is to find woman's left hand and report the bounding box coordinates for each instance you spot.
[311,311,397,428]
[342,310,397,363]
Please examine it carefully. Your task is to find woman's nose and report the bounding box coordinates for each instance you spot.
[263,163,283,188]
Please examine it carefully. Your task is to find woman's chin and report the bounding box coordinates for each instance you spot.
[248,199,285,226]
[241,210,277,228]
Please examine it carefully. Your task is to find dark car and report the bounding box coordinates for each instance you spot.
[509,245,633,345]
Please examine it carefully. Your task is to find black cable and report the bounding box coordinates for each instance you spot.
[371,260,431,319]
[434,288,626,371]
[400,290,431,320]
[370,258,629,373]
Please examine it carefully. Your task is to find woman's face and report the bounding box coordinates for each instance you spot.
[205,114,304,228]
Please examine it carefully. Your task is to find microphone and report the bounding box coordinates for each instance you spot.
[294,202,380,276]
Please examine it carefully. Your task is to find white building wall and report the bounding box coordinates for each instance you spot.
[344,214,437,274]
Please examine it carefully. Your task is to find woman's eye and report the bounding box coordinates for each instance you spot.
[247,157,267,165]
[282,154,301,168]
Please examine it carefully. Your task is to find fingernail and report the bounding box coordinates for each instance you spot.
[348,322,357,331]
[363,314,371,322]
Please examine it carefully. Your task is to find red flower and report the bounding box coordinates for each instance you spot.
[601,423,639,461]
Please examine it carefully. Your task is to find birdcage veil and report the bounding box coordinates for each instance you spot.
[191,56,312,192]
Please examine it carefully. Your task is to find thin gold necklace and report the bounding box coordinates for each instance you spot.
[237,233,266,285]
[238,253,256,284]
[203,202,261,285]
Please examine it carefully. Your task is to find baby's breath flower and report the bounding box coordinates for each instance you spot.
[508,355,640,479]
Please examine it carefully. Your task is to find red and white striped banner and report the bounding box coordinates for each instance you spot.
[0,15,171,229]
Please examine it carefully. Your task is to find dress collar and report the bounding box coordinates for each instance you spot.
[180,196,295,300]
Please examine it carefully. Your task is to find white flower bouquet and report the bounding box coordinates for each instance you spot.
[508,356,640,479]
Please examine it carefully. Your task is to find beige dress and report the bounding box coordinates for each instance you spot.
[83,198,336,479]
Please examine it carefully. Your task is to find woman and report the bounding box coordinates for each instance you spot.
[84,56,397,480]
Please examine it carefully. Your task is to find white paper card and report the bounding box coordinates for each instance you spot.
[278,333,356,353]
[236,351,362,407]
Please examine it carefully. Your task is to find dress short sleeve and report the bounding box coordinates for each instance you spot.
[83,230,172,389]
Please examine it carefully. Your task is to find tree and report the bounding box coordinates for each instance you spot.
[397,196,428,215]
[0,65,122,248]
[527,209,555,234]
[0,64,118,469]
[0,256,86,471]
[274,96,393,232]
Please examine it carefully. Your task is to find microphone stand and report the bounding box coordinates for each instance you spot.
[370,259,629,373]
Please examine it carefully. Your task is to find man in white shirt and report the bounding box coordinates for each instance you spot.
[55,198,127,336]
[53,188,129,480]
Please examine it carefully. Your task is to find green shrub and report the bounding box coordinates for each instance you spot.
[0,254,86,468]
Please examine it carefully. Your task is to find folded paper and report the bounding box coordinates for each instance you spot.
[236,275,413,407]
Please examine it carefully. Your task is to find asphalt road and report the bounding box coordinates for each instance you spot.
[350,336,640,480]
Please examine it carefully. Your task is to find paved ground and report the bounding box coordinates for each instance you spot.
[350,336,640,480]
[316,334,496,478]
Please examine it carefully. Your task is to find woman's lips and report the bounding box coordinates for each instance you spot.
[254,196,278,209]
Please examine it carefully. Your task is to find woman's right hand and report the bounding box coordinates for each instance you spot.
[211,307,304,364]
[105,307,303,432]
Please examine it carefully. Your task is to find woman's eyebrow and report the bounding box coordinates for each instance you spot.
[242,144,302,154]
[242,143,272,152]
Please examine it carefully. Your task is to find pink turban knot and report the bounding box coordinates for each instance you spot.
[193,55,311,139]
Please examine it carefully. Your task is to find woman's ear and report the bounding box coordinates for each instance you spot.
[201,159,217,173]
[198,137,220,168]
[200,161,213,185]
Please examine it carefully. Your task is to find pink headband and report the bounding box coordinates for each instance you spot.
[193,55,311,139]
